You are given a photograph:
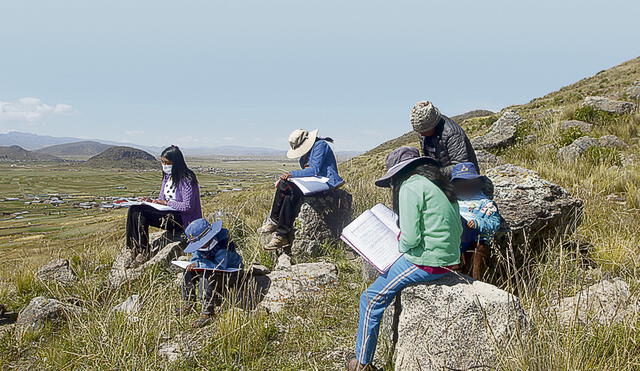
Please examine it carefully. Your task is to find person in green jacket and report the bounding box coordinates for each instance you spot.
[347,146,462,371]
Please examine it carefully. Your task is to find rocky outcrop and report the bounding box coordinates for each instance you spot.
[597,135,627,148]
[548,278,639,326]
[476,149,504,171]
[560,120,593,133]
[291,189,353,257]
[386,274,527,371]
[582,96,636,115]
[109,242,183,289]
[35,259,77,284]
[557,136,599,161]
[627,82,640,100]
[259,254,338,313]
[471,111,524,150]
[17,297,83,330]
[486,165,583,272]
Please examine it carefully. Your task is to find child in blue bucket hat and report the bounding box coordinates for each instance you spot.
[451,162,501,280]
[176,218,244,328]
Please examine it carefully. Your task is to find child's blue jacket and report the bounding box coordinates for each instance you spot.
[458,193,501,249]
[189,229,244,272]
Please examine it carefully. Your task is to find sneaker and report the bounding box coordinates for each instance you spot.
[174,303,196,316]
[257,218,278,234]
[263,234,290,251]
[346,358,378,371]
[191,313,214,328]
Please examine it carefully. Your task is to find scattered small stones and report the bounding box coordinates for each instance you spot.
[112,295,142,316]
[35,259,77,284]
[582,96,636,115]
[560,120,593,133]
[158,333,202,362]
[471,110,524,150]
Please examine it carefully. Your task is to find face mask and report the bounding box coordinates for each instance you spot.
[162,164,173,175]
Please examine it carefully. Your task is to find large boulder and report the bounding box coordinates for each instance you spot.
[582,96,636,115]
[476,149,504,171]
[627,82,640,100]
[548,278,639,326]
[17,297,83,330]
[291,189,353,257]
[109,241,183,289]
[259,254,338,313]
[386,274,527,370]
[485,165,583,275]
[471,110,524,150]
[557,136,599,162]
[35,259,77,284]
[597,134,627,148]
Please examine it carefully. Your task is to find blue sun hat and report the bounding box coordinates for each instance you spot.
[183,218,224,253]
[451,162,483,181]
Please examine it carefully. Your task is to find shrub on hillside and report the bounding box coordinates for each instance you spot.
[572,105,620,125]
[584,146,621,167]
[557,127,587,147]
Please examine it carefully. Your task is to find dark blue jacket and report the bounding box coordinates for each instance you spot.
[291,140,344,189]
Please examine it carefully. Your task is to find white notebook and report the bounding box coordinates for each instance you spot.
[285,177,331,195]
[341,204,403,273]
[114,200,177,212]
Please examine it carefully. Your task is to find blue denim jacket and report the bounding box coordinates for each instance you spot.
[189,229,244,272]
[290,140,345,189]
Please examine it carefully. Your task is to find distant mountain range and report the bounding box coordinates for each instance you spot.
[0,131,361,159]
[0,145,64,162]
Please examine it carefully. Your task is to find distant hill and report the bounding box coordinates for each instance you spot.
[0,145,64,162]
[0,131,162,154]
[35,141,113,160]
[84,146,158,170]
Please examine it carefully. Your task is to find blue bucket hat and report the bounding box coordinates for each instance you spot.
[451,162,482,181]
[183,218,224,253]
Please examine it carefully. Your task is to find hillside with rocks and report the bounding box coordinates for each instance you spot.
[1,57,639,370]
[35,141,113,160]
[84,146,158,170]
[0,145,64,162]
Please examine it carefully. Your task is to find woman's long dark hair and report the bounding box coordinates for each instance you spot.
[391,162,456,215]
[161,146,198,185]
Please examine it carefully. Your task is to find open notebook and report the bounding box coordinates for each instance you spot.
[341,203,403,274]
[171,260,241,273]
[281,177,331,195]
[113,200,176,212]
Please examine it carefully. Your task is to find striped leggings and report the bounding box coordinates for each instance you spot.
[355,256,445,365]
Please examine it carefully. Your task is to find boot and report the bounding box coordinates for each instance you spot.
[471,243,490,281]
[346,358,378,371]
[263,234,290,251]
[257,218,278,234]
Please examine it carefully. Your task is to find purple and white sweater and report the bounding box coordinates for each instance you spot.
[159,174,202,228]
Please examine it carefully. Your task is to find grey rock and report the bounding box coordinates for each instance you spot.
[17,297,83,330]
[486,164,583,264]
[548,278,639,325]
[476,150,504,171]
[109,241,183,289]
[627,82,640,100]
[291,189,353,257]
[388,274,527,371]
[621,153,638,167]
[274,253,292,271]
[597,135,627,148]
[522,134,537,144]
[557,136,598,162]
[35,259,76,284]
[259,261,338,313]
[471,110,524,150]
[582,96,636,115]
[112,294,142,315]
[560,120,593,133]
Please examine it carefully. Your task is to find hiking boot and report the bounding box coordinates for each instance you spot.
[346,358,377,371]
[174,303,196,316]
[263,234,290,251]
[191,313,214,328]
[257,218,278,234]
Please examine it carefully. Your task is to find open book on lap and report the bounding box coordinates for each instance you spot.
[341,203,403,274]
[113,199,177,212]
[171,260,241,273]
[287,177,331,195]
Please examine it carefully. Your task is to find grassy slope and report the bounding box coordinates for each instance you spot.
[1,57,640,370]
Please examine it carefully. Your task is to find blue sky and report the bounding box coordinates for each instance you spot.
[0,0,638,151]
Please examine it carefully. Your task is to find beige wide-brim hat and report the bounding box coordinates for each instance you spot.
[286,129,319,159]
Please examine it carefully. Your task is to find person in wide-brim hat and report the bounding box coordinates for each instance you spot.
[177,218,243,328]
[257,128,345,250]
[348,146,462,371]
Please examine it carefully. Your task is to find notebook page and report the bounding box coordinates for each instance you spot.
[370,203,400,235]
